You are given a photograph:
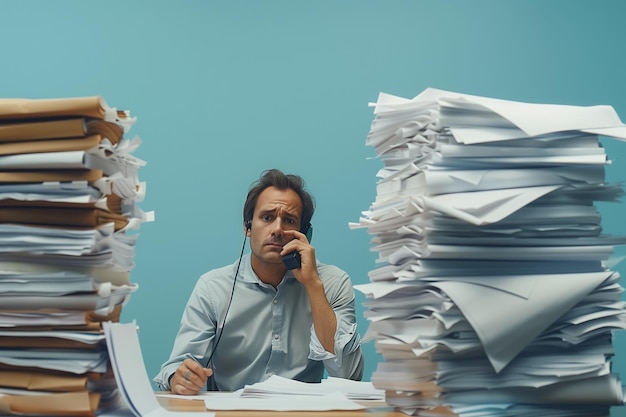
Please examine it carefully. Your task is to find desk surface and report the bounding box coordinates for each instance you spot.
[157,396,407,417]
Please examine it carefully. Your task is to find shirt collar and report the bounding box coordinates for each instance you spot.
[240,253,296,286]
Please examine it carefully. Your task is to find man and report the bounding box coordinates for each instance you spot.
[154,169,364,394]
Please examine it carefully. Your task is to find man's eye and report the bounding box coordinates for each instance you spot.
[262,215,273,222]
[285,219,296,225]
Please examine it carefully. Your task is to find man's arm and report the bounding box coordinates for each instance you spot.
[153,277,217,392]
[285,231,364,379]
[304,273,338,353]
[302,266,364,380]
[314,269,364,381]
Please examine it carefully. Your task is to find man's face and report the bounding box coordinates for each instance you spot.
[248,186,303,267]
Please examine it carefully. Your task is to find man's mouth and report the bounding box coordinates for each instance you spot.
[266,242,284,250]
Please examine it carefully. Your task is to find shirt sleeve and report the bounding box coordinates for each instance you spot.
[153,276,217,390]
[307,266,364,380]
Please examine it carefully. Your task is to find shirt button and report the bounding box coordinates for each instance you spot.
[273,299,278,304]
[273,334,279,340]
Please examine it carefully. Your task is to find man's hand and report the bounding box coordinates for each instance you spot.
[170,358,213,395]
[281,230,337,354]
[281,230,318,286]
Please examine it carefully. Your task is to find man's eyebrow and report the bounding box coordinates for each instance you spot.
[282,209,300,220]
[259,208,299,220]
[257,204,300,216]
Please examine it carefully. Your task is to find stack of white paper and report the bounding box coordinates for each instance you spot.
[0,97,153,416]
[240,375,384,401]
[351,88,626,417]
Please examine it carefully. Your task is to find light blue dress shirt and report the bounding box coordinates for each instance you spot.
[153,253,364,391]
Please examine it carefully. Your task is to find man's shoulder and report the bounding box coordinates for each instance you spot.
[198,259,240,283]
[315,261,356,301]
[316,261,349,280]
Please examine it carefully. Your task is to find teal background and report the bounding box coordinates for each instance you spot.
[2,1,626,414]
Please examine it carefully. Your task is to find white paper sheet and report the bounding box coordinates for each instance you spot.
[103,321,215,417]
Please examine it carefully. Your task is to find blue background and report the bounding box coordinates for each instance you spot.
[2,1,626,414]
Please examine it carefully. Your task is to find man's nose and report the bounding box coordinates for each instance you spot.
[271,218,284,237]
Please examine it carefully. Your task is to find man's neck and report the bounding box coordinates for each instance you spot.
[250,257,287,289]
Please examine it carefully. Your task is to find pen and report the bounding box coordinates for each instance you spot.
[184,352,217,392]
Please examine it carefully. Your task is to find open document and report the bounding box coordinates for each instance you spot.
[104,321,214,417]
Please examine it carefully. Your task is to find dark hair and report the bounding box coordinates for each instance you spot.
[243,169,315,232]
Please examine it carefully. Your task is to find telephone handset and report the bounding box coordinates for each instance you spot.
[282,224,313,270]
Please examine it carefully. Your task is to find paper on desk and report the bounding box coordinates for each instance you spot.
[355,180,611,231]
[355,270,620,373]
[0,150,143,179]
[0,284,137,315]
[321,376,385,400]
[0,135,101,156]
[448,100,625,140]
[103,321,215,417]
[198,376,366,410]
[157,378,371,411]
[371,88,626,144]
[430,271,616,372]
[443,374,624,405]
[0,260,130,286]
[0,96,110,120]
[0,349,108,374]
[425,87,626,139]
[421,185,560,226]
[422,166,604,196]
[240,374,383,401]
[204,392,364,411]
